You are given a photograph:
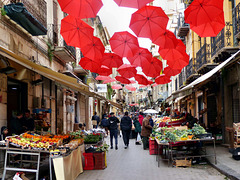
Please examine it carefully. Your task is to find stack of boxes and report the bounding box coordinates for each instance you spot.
[83,152,106,170]
[149,138,158,155]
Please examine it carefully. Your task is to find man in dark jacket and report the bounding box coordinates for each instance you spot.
[92,112,100,128]
[22,109,34,131]
[11,112,25,135]
[108,112,120,150]
[120,111,132,149]
[141,114,152,150]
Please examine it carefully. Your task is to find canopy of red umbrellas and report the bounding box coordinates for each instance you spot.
[58,0,225,92]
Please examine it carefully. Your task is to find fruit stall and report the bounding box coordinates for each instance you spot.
[150,123,217,167]
[0,129,107,180]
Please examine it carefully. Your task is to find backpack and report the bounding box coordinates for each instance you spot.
[101,118,110,127]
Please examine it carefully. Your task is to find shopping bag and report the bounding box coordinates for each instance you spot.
[136,133,141,142]
[13,173,22,180]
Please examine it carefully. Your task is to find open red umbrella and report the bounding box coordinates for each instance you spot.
[60,15,94,48]
[190,12,225,37]
[100,53,123,68]
[57,0,103,19]
[95,75,111,81]
[129,6,169,40]
[117,64,137,78]
[112,84,122,90]
[102,78,116,84]
[142,57,162,78]
[159,39,186,61]
[184,0,223,27]
[135,74,149,85]
[79,57,101,73]
[81,36,105,60]
[139,85,148,88]
[152,83,159,87]
[125,85,136,91]
[115,76,131,84]
[130,80,136,84]
[167,53,189,70]
[155,74,171,84]
[114,0,153,9]
[97,65,112,76]
[163,67,181,77]
[128,48,152,67]
[109,31,139,58]
[148,79,153,85]
[152,30,178,49]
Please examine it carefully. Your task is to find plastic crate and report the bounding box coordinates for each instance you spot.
[93,152,106,170]
[83,153,94,170]
[149,149,157,155]
[149,139,156,145]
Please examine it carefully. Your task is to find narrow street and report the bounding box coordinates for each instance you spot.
[77,137,226,180]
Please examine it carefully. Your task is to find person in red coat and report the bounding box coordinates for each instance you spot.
[138,112,144,126]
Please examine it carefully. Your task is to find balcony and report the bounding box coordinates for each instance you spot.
[47,24,76,63]
[177,13,189,37]
[233,3,240,40]
[179,72,183,88]
[186,58,199,83]
[196,43,216,74]
[211,22,238,63]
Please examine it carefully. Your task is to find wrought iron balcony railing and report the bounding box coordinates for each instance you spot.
[177,13,189,37]
[196,44,211,71]
[186,58,196,79]
[179,71,183,88]
[211,22,232,57]
[233,2,240,41]
[47,24,76,58]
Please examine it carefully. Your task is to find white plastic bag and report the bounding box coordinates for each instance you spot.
[136,133,141,142]
[13,173,22,180]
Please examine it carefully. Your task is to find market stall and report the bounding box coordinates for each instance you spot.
[151,123,217,167]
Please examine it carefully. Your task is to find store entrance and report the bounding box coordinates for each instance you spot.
[7,78,27,134]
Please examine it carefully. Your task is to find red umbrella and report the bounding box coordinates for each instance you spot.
[102,78,116,84]
[115,76,131,84]
[152,30,178,49]
[114,0,153,9]
[100,53,123,68]
[57,0,103,19]
[167,53,189,70]
[128,48,152,67]
[97,65,112,76]
[190,12,225,37]
[79,57,101,73]
[142,57,162,78]
[184,0,223,27]
[155,74,171,84]
[148,79,153,85]
[109,31,139,58]
[81,36,105,60]
[163,67,181,77]
[130,80,136,84]
[112,84,122,90]
[95,75,111,81]
[159,39,186,61]
[139,85,148,88]
[60,15,94,48]
[135,74,149,85]
[125,85,136,91]
[117,64,137,78]
[129,6,169,40]
[152,83,159,87]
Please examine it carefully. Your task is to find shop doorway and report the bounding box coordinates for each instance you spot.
[7,78,27,134]
[207,95,217,127]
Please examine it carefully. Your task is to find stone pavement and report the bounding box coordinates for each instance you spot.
[207,145,240,180]
[77,137,226,180]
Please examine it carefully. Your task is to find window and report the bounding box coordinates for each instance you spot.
[231,84,240,123]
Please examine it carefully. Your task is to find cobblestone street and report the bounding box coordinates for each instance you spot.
[77,138,226,180]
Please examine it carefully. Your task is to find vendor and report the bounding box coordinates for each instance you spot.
[182,113,198,129]
[162,107,171,116]
[0,126,8,141]
[11,112,25,135]
[22,109,35,131]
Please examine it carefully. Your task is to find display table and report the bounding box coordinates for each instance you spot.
[155,138,217,167]
[52,144,83,180]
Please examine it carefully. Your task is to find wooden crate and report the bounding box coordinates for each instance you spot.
[175,159,192,168]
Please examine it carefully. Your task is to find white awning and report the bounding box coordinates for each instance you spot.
[174,95,186,103]
[173,50,240,97]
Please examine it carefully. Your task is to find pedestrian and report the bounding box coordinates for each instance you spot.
[133,117,141,145]
[138,112,144,126]
[0,126,8,141]
[120,111,132,149]
[108,112,120,150]
[100,115,109,136]
[22,109,34,131]
[141,114,153,150]
[92,112,100,129]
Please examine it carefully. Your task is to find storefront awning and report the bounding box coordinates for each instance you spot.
[0,46,95,97]
[4,3,47,36]
[174,95,186,103]
[173,50,240,98]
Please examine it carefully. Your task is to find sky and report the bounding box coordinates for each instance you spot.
[98,0,152,50]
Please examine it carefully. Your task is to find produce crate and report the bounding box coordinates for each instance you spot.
[149,149,158,155]
[83,153,94,170]
[93,152,106,170]
[233,123,240,132]
[175,159,192,167]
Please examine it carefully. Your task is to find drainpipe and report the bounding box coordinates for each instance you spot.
[55,85,57,134]
[220,71,225,143]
